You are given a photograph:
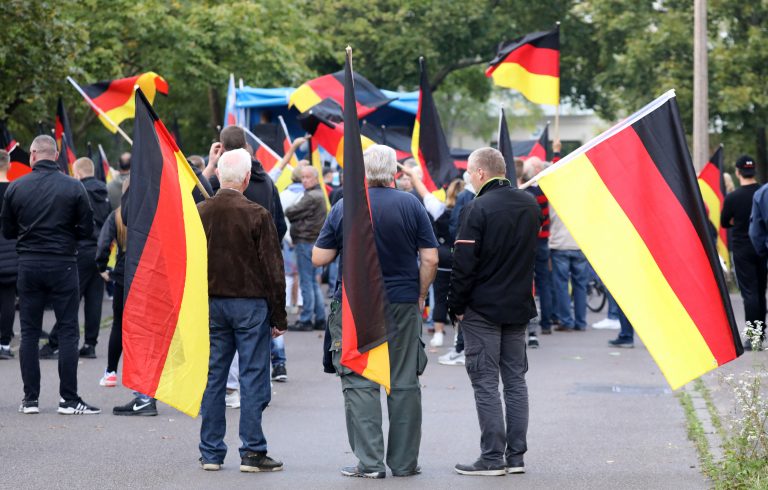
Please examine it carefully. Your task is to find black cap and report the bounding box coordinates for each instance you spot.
[736,154,755,176]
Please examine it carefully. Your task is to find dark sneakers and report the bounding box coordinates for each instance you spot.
[113,397,158,416]
[58,398,101,415]
[528,335,539,348]
[0,345,14,359]
[240,452,284,473]
[392,466,421,477]
[608,337,634,348]
[507,466,525,474]
[341,465,386,479]
[454,459,506,476]
[287,321,313,332]
[313,319,326,331]
[271,364,288,382]
[39,344,58,359]
[78,344,97,358]
[18,400,39,414]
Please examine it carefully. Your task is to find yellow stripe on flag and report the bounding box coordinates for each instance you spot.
[154,151,210,417]
[539,154,717,389]
[274,166,295,192]
[289,85,323,113]
[361,342,391,394]
[99,72,167,132]
[698,180,730,269]
[490,63,559,106]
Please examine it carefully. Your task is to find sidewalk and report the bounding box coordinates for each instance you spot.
[0,298,710,489]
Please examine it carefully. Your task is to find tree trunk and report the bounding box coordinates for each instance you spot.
[207,86,222,137]
[756,126,767,184]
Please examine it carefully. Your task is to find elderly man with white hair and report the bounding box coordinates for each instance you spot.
[196,148,287,473]
[313,144,438,479]
[1,135,97,415]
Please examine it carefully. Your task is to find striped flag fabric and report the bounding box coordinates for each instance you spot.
[697,146,729,269]
[55,98,77,174]
[534,90,741,389]
[82,72,169,133]
[242,127,282,172]
[411,57,460,192]
[223,73,245,127]
[361,123,413,161]
[289,70,394,118]
[515,124,549,161]
[486,27,560,106]
[88,142,112,184]
[498,108,517,184]
[0,121,32,181]
[123,88,209,417]
[98,144,113,184]
[341,47,392,392]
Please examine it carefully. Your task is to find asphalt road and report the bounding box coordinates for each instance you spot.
[0,296,713,489]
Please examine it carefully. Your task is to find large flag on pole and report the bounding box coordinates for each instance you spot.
[55,98,77,174]
[223,73,246,127]
[515,124,549,161]
[486,26,560,106]
[289,70,393,118]
[341,47,392,393]
[697,146,729,269]
[81,72,169,133]
[0,121,32,181]
[498,107,517,185]
[411,57,460,192]
[123,89,209,417]
[531,90,741,389]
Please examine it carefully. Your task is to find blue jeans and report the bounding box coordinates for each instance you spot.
[534,239,553,329]
[551,249,589,328]
[327,255,339,295]
[200,298,272,463]
[295,242,326,324]
[617,308,634,341]
[271,336,286,367]
[606,290,620,320]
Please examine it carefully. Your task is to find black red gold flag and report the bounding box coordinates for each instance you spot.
[290,71,393,118]
[0,121,31,181]
[361,123,413,161]
[515,124,549,161]
[697,146,729,269]
[534,91,741,389]
[82,72,169,133]
[498,108,517,185]
[411,57,460,192]
[55,98,76,175]
[341,48,392,392]
[487,27,560,106]
[123,89,208,417]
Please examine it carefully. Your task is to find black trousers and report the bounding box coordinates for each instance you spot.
[17,259,80,402]
[48,253,104,348]
[0,280,16,345]
[107,283,124,373]
[732,243,767,331]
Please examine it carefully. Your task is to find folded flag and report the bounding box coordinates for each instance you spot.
[411,57,460,191]
[341,47,392,393]
[123,88,208,417]
[82,72,169,133]
[55,98,77,174]
[498,108,517,184]
[487,27,560,106]
[223,73,246,128]
[289,71,394,118]
[697,146,729,269]
[515,124,549,161]
[533,90,741,389]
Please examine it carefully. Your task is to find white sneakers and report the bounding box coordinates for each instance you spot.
[99,370,117,387]
[430,331,445,347]
[225,390,241,409]
[592,318,620,329]
[438,348,465,366]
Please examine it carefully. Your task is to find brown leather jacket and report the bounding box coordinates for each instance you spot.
[197,189,287,330]
[285,185,327,243]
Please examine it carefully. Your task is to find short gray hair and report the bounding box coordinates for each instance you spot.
[468,147,506,177]
[31,135,57,159]
[0,150,9,169]
[218,148,251,185]
[364,144,397,186]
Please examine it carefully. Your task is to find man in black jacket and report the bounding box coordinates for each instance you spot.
[41,157,112,359]
[1,135,100,415]
[448,147,539,476]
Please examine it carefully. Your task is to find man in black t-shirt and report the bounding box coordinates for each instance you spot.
[722,155,766,347]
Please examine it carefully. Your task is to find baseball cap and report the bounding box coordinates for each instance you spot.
[735,155,755,176]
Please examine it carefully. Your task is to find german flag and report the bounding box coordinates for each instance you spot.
[341,47,392,392]
[361,123,413,161]
[55,98,77,174]
[88,142,112,184]
[122,89,208,417]
[272,115,299,191]
[487,27,560,106]
[697,146,729,269]
[289,70,393,118]
[535,91,741,389]
[411,57,460,192]
[242,127,281,172]
[498,108,517,184]
[515,124,549,161]
[82,72,169,133]
[0,121,32,181]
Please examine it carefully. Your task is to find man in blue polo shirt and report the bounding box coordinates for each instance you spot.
[313,144,438,479]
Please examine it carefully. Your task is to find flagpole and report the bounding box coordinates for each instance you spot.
[554,21,562,145]
[66,76,133,145]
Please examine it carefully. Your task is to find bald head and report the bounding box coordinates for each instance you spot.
[30,135,58,166]
[73,157,95,180]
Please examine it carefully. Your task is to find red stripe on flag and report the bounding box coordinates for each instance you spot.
[91,76,140,112]
[586,127,736,364]
[340,283,369,373]
[491,44,559,78]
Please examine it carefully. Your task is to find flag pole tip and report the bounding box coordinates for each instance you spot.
[345,45,352,55]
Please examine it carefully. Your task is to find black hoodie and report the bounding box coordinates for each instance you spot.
[79,176,111,251]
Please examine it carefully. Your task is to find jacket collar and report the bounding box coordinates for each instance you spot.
[32,160,60,172]
[476,177,511,197]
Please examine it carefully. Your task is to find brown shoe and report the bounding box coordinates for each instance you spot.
[554,325,574,332]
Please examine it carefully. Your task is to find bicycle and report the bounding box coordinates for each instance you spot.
[586,276,607,313]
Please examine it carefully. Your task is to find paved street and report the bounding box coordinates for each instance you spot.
[0,295,728,489]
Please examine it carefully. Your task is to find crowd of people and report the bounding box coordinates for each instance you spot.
[0,127,763,478]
